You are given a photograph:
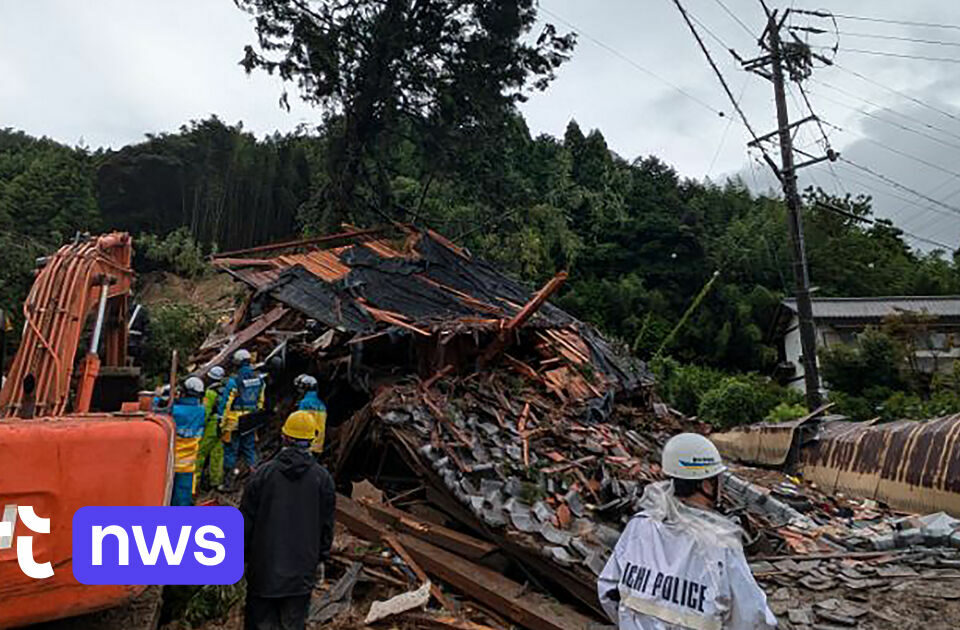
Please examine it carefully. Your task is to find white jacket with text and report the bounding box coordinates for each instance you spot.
[597,484,777,630]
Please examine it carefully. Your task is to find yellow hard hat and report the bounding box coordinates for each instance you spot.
[282,410,317,441]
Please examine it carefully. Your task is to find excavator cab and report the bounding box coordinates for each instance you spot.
[0,233,175,628]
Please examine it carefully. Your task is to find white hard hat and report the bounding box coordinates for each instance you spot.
[184,376,205,396]
[661,433,726,480]
[233,349,252,365]
[208,366,226,381]
[295,374,318,390]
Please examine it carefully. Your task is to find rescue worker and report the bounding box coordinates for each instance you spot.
[196,366,226,490]
[171,377,207,506]
[219,349,265,491]
[598,433,776,630]
[294,374,327,456]
[152,383,171,411]
[240,411,335,630]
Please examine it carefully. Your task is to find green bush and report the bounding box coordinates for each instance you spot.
[819,326,908,398]
[143,303,216,382]
[697,374,798,429]
[651,357,726,416]
[764,402,808,423]
[138,228,209,278]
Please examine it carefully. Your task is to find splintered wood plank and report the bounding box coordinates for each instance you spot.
[361,499,497,561]
[335,494,598,630]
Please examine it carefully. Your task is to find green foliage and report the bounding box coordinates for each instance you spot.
[0,130,101,338]
[765,402,808,423]
[698,374,798,429]
[138,228,209,278]
[97,117,311,251]
[820,327,908,398]
[650,357,726,417]
[143,303,216,382]
[236,0,575,227]
[162,582,245,628]
[821,319,960,421]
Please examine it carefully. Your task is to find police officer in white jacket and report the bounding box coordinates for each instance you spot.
[597,433,777,630]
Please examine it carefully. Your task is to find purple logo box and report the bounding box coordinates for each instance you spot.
[72,506,243,585]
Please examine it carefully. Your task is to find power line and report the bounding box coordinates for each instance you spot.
[538,7,727,118]
[839,31,960,49]
[709,76,750,175]
[815,201,956,250]
[812,89,960,158]
[841,157,960,219]
[832,163,958,227]
[797,82,833,151]
[824,164,960,247]
[833,48,960,65]
[833,62,960,125]
[823,119,960,184]
[809,79,960,148]
[670,0,780,176]
[831,13,960,32]
[688,11,730,51]
[713,0,756,39]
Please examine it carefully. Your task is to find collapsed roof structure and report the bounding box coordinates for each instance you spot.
[199,226,960,628]
[199,226,693,619]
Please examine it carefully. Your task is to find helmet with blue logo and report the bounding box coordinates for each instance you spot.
[662,433,726,480]
[208,366,226,382]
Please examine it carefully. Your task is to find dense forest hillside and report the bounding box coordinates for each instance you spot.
[2,116,957,381]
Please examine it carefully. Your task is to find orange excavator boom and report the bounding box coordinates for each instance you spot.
[0,232,132,417]
[0,232,175,628]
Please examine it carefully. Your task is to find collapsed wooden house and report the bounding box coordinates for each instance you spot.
[197,226,691,622]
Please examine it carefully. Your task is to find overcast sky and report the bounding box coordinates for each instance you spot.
[3,0,960,250]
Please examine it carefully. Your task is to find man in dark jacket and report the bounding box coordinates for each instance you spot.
[240,410,336,630]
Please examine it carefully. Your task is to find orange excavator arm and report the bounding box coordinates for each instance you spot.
[0,232,133,418]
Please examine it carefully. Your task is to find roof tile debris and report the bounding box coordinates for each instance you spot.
[203,227,960,627]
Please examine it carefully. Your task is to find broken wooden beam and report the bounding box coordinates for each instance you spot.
[361,499,498,561]
[506,272,568,331]
[335,494,599,630]
[196,305,288,376]
[384,533,456,612]
[211,227,387,259]
[479,272,568,366]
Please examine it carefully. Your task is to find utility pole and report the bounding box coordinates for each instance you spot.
[766,12,822,409]
[674,1,835,409]
[735,7,835,410]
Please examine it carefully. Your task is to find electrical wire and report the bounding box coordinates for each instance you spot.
[831,14,960,32]
[841,157,960,219]
[688,11,730,51]
[838,31,960,49]
[708,76,750,175]
[809,78,960,147]
[825,164,960,246]
[671,0,781,177]
[823,119,960,184]
[538,7,727,118]
[713,0,757,39]
[833,62,960,125]
[832,48,960,65]
[815,201,956,250]
[811,90,960,154]
[832,163,945,228]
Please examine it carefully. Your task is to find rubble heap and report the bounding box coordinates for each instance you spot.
[201,226,695,622]
[200,226,960,628]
